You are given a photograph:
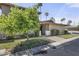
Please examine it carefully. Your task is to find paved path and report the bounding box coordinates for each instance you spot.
[46,36,65,42]
[36,38,79,56]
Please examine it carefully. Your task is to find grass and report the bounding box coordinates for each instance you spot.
[58,34,79,39]
[0,39,26,49]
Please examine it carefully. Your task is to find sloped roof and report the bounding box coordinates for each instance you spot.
[40,20,68,26]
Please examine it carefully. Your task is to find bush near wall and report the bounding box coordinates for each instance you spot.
[51,29,59,36]
[59,30,70,35]
[63,30,70,34]
[28,31,39,38]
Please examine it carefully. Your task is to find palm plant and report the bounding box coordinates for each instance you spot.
[35,3,43,20]
[61,18,66,24]
[38,3,42,12]
[67,20,72,25]
[45,12,49,20]
[35,3,43,15]
[50,17,55,23]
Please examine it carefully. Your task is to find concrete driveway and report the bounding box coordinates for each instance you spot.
[36,38,79,56]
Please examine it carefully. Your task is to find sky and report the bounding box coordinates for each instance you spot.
[0,3,79,26]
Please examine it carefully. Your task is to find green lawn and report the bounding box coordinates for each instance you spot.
[58,34,79,39]
[0,39,26,49]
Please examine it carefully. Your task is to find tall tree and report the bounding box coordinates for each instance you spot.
[38,3,42,12]
[45,12,49,20]
[50,17,55,23]
[34,3,42,15]
[36,3,43,20]
[61,18,66,24]
[38,3,43,19]
[67,20,72,25]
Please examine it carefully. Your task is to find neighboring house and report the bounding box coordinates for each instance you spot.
[40,20,70,36]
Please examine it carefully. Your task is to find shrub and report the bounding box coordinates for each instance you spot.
[11,39,50,53]
[51,29,55,36]
[28,31,39,38]
[55,30,59,35]
[34,31,39,37]
[63,30,69,34]
[51,29,59,36]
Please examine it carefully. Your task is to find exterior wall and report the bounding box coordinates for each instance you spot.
[49,24,65,30]
[45,30,51,36]
[1,5,10,15]
[39,31,41,36]
[45,24,49,30]
[40,23,68,36]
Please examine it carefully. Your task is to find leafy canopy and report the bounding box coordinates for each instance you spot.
[0,7,39,36]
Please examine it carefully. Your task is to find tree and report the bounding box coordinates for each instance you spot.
[0,7,39,38]
[67,20,72,25]
[50,17,55,23]
[45,12,49,20]
[37,3,42,13]
[61,18,66,24]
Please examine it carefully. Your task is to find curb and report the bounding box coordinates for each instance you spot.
[48,36,79,49]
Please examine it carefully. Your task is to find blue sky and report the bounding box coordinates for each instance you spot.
[0,3,79,26]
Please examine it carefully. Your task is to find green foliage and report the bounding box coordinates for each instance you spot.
[51,29,59,36]
[63,30,69,34]
[61,18,66,22]
[50,17,55,23]
[0,7,39,36]
[12,39,50,53]
[67,20,72,25]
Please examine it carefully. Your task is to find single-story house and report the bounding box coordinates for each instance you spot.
[39,20,71,36]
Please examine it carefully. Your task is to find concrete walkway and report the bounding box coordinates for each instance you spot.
[46,36,65,42]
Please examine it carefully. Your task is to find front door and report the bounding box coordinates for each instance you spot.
[40,25,45,35]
